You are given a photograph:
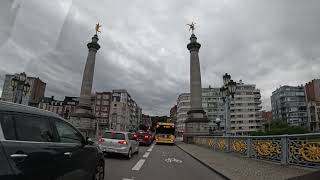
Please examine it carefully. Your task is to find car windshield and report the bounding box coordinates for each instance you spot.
[102,132,125,140]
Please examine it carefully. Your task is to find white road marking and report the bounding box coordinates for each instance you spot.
[132,159,146,171]
[122,178,133,180]
[165,157,183,163]
[147,147,153,152]
[143,152,150,158]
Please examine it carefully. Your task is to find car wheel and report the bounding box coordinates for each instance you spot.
[127,149,132,159]
[93,160,104,180]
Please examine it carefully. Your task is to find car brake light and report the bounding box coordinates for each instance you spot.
[118,140,128,145]
[98,137,104,144]
[144,135,149,139]
[133,134,137,138]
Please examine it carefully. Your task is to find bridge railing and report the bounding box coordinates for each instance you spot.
[193,133,320,169]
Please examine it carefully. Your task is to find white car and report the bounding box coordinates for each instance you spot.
[98,131,139,159]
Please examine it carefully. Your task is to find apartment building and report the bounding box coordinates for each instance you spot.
[176,87,224,134]
[271,85,307,127]
[109,89,141,131]
[1,74,46,107]
[177,81,263,135]
[305,79,320,132]
[230,81,263,135]
[170,105,177,123]
[38,96,80,119]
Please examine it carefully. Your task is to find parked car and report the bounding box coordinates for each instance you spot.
[98,131,139,159]
[136,131,153,146]
[0,101,105,180]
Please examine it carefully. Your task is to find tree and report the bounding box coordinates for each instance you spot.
[251,120,309,136]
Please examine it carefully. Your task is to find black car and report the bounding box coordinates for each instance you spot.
[0,101,105,180]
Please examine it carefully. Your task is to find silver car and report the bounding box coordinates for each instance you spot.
[98,131,139,159]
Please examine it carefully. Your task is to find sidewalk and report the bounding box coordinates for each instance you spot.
[176,142,313,180]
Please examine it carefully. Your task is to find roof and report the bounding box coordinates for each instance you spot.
[157,122,175,126]
[103,130,130,134]
[0,100,63,119]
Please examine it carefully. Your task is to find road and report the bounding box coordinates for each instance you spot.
[104,143,224,180]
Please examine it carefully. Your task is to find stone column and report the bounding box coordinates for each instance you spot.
[75,34,100,115]
[70,34,100,137]
[184,33,209,143]
[188,34,202,111]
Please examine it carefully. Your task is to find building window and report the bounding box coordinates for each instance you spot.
[97,95,101,99]
[103,94,109,99]
[102,100,109,105]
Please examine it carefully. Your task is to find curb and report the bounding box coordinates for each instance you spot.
[176,143,231,180]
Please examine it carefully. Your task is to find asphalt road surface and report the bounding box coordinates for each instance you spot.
[104,143,224,180]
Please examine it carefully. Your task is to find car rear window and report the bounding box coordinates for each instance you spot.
[102,132,125,140]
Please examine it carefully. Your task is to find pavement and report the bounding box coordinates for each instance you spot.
[104,142,224,180]
[176,142,316,180]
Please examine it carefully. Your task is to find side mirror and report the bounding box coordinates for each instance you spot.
[85,137,95,145]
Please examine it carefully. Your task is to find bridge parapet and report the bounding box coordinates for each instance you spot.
[193,133,320,169]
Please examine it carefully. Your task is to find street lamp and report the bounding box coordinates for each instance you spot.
[10,72,31,104]
[215,117,221,131]
[220,73,237,136]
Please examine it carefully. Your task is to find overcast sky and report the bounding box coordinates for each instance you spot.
[0,0,319,115]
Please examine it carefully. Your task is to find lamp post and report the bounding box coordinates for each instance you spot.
[11,72,31,104]
[220,73,237,136]
[215,117,221,131]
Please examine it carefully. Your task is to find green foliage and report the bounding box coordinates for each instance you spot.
[251,120,309,136]
[150,116,169,127]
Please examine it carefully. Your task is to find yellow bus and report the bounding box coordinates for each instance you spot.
[155,122,175,144]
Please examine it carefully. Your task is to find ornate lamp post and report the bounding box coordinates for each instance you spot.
[11,72,31,104]
[220,73,237,136]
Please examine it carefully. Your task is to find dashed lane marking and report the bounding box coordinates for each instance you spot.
[132,159,146,171]
[143,152,150,158]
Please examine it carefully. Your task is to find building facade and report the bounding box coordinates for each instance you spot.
[262,111,273,131]
[1,74,46,106]
[38,96,80,119]
[305,79,320,132]
[229,81,263,135]
[94,92,111,127]
[271,85,307,127]
[140,114,152,130]
[177,82,263,135]
[109,89,141,131]
[176,87,224,134]
[170,105,177,123]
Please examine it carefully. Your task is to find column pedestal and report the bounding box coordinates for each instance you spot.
[183,109,209,143]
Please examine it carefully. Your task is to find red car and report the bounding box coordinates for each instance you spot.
[135,131,153,146]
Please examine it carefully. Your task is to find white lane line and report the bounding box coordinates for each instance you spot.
[132,159,146,171]
[147,148,152,152]
[122,178,133,180]
[143,152,150,158]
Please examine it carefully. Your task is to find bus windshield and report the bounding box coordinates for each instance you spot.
[156,125,175,135]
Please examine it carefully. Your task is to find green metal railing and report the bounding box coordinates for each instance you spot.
[193,133,320,168]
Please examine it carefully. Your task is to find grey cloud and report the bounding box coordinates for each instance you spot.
[1,0,320,115]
